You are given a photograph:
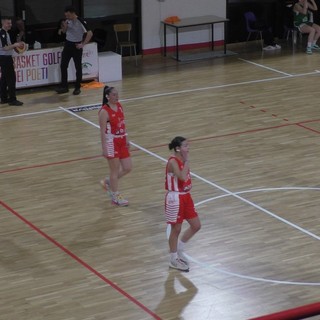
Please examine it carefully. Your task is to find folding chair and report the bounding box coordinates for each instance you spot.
[113,23,137,66]
[244,11,263,49]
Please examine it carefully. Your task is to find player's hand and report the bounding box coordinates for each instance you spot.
[181,149,189,163]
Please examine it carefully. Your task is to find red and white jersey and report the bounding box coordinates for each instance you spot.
[165,156,192,192]
[99,102,126,135]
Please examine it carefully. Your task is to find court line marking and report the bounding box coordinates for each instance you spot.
[0,122,309,175]
[238,58,294,76]
[60,107,320,285]
[59,106,320,242]
[181,186,320,286]
[0,200,161,320]
[195,186,320,206]
[0,70,319,121]
[187,252,320,286]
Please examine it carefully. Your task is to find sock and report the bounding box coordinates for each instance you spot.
[111,191,119,198]
[308,42,312,48]
[170,252,178,260]
[178,240,185,251]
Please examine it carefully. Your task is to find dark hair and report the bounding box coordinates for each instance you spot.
[168,136,186,151]
[102,86,115,105]
[64,6,76,13]
[1,16,12,21]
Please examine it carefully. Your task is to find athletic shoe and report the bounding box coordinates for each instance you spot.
[312,44,320,50]
[306,47,312,54]
[273,44,281,49]
[8,100,23,106]
[169,257,189,272]
[263,45,275,51]
[112,193,129,207]
[100,178,111,198]
[55,87,69,94]
[177,249,189,266]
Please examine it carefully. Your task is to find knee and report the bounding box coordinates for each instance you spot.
[123,165,132,175]
[192,221,201,233]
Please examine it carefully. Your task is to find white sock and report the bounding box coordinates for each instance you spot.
[170,252,178,260]
[308,42,312,48]
[178,240,186,251]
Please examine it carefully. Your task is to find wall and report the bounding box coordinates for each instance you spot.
[141,0,226,53]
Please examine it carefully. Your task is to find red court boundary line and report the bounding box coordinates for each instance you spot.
[0,155,102,174]
[1,120,320,175]
[0,200,161,320]
[249,301,320,320]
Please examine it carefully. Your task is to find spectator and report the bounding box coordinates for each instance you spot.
[293,0,320,54]
[249,15,281,51]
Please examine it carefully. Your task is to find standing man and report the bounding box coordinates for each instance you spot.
[0,17,24,106]
[56,6,92,95]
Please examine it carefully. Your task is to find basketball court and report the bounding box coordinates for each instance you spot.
[1,42,320,319]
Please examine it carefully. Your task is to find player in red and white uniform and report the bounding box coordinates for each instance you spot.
[98,86,132,206]
[165,136,201,271]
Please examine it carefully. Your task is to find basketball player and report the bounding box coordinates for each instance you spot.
[165,136,201,271]
[98,86,132,206]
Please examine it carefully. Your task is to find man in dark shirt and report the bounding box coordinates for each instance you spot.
[56,6,92,95]
[0,17,24,106]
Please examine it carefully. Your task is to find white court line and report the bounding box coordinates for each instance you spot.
[118,70,320,103]
[61,106,320,285]
[0,108,60,120]
[238,58,294,76]
[59,106,320,242]
[1,70,320,120]
[186,252,320,286]
[196,186,320,206]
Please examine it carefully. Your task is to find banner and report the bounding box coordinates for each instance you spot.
[14,42,98,88]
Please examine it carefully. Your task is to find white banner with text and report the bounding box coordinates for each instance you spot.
[14,42,98,88]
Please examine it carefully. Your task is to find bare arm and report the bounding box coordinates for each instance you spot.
[168,158,190,182]
[3,42,24,51]
[61,20,68,33]
[308,0,318,11]
[294,1,308,15]
[82,30,93,45]
[76,30,93,49]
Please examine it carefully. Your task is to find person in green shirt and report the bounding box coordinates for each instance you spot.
[293,0,320,54]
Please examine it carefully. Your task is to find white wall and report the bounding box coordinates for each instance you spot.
[141,0,226,51]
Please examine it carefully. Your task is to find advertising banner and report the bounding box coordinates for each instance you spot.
[14,42,98,88]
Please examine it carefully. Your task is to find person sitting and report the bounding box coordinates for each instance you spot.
[293,0,320,54]
[249,15,281,51]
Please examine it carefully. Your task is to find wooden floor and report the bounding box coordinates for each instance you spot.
[1,40,320,320]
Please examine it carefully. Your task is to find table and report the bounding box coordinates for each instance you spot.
[162,15,229,61]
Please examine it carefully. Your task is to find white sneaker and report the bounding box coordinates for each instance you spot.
[263,45,275,51]
[273,44,281,49]
[112,193,129,207]
[177,249,189,266]
[169,258,189,272]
